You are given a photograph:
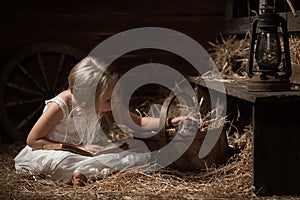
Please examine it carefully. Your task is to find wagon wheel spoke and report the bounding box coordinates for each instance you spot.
[37,54,50,91]
[5,97,43,108]
[0,42,85,141]
[16,104,44,130]
[52,54,65,91]
[6,82,44,96]
[18,64,46,92]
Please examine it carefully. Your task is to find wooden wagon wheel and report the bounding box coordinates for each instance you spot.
[0,42,85,142]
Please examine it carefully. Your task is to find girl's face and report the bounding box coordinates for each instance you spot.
[98,83,119,112]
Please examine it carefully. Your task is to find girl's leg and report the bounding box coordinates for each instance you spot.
[51,155,108,185]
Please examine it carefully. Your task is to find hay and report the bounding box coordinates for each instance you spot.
[208,33,300,81]
[290,35,300,65]
[208,33,251,81]
[3,127,295,199]
[0,128,255,199]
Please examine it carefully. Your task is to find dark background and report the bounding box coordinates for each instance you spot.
[0,0,299,142]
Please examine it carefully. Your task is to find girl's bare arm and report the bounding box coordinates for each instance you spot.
[129,112,161,131]
[26,101,64,150]
[129,112,185,131]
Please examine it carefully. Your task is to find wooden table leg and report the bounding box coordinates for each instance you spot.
[253,100,300,195]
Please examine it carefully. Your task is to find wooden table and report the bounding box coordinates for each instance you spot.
[189,77,300,196]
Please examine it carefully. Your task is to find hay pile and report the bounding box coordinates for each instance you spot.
[0,126,255,200]
[208,34,300,81]
[290,35,300,65]
[208,34,251,81]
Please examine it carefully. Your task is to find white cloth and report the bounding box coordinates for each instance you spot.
[14,96,150,183]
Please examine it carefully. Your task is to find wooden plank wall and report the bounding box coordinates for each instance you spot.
[0,0,226,75]
[224,0,300,35]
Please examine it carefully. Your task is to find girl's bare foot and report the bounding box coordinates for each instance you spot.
[72,172,87,187]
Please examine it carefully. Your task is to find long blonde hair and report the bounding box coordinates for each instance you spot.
[68,56,118,145]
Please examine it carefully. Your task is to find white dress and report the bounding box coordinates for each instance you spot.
[14,96,150,183]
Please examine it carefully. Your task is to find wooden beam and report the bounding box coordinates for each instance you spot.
[223,11,300,35]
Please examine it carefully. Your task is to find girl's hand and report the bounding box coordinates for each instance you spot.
[167,116,198,128]
[78,144,104,155]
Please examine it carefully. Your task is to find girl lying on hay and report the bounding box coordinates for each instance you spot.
[14,56,188,186]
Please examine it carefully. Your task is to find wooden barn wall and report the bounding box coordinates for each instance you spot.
[0,0,226,75]
[224,0,300,35]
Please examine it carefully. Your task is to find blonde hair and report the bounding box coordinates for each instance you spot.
[68,56,118,145]
[69,57,117,100]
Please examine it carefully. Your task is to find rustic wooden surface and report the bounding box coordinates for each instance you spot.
[253,101,300,195]
[190,77,300,195]
[224,0,300,35]
[0,0,226,70]
[189,77,300,103]
[223,12,300,35]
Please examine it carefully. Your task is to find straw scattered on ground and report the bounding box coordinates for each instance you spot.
[0,126,255,200]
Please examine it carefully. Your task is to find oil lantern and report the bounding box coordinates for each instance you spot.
[247,4,292,91]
